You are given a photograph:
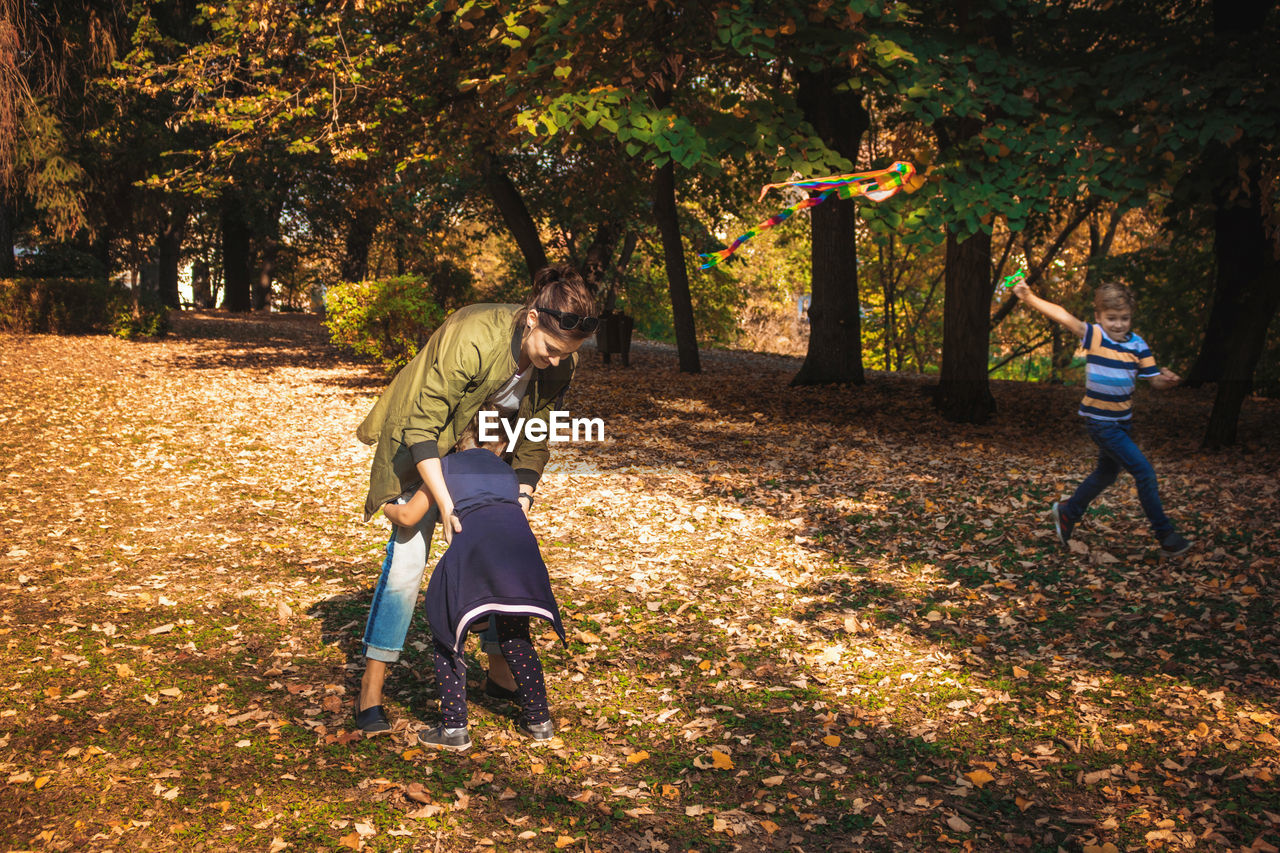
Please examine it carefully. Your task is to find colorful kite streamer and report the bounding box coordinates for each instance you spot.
[999,268,1027,289]
[698,161,921,270]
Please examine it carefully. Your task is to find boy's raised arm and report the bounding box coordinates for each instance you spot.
[1012,282,1087,339]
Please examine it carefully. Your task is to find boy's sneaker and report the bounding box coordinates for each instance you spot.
[1050,502,1075,547]
[1159,531,1192,558]
[516,716,555,742]
[417,725,471,751]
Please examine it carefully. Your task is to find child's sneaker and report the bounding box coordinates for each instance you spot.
[516,716,555,742]
[1050,502,1075,547]
[417,725,471,751]
[1159,531,1192,558]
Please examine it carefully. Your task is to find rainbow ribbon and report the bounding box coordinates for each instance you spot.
[698,161,919,270]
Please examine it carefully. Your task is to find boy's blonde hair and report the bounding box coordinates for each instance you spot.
[1094,281,1136,314]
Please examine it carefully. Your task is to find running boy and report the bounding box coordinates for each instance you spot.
[1012,280,1192,557]
[383,413,566,750]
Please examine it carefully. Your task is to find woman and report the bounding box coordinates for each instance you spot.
[353,264,598,733]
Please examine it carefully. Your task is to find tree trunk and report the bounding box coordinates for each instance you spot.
[1202,261,1280,448]
[582,221,621,296]
[1189,0,1278,444]
[1188,199,1265,385]
[483,155,549,275]
[220,193,253,312]
[341,207,379,283]
[791,69,870,386]
[0,187,14,277]
[253,198,283,311]
[791,196,864,385]
[192,260,212,308]
[603,231,638,312]
[1201,205,1280,446]
[156,200,189,309]
[652,158,700,373]
[935,227,996,422]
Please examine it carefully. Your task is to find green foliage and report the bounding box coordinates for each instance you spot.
[108,293,171,340]
[0,277,117,334]
[17,245,108,280]
[323,276,448,373]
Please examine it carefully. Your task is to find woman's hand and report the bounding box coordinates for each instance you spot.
[441,503,462,545]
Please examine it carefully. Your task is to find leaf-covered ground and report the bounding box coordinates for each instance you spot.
[1,312,1277,853]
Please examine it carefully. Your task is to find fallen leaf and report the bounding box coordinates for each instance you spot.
[946,815,971,833]
[966,769,995,788]
[822,735,840,747]
[626,750,650,765]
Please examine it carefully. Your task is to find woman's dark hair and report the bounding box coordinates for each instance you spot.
[524,263,598,342]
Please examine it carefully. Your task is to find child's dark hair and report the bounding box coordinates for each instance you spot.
[1094,281,1136,313]
[524,264,597,343]
[454,407,507,455]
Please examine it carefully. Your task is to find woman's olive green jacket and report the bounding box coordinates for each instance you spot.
[357,304,576,521]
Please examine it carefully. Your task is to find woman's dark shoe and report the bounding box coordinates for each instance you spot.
[418,725,471,751]
[482,673,519,702]
[353,698,393,735]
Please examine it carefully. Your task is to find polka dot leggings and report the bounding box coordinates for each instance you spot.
[435,614,550,728]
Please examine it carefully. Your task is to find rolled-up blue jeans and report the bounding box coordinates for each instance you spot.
[1062,418,1172,539]
[363,503,501,662]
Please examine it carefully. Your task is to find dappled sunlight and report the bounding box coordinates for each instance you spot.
[2,317,1276,852]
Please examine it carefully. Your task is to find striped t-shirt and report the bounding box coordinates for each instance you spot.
[1078,323,1160,421]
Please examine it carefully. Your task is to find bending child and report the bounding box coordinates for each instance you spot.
[1012,280,1192,557]
[383,412,566,751]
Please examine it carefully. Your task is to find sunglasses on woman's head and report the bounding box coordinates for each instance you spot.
[536,306,600,333]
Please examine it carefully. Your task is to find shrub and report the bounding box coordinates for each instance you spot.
[0,276,116,333]
[108,292,171,339]
[324,276,446,372]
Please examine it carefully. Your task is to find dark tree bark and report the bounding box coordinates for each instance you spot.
[1201,198,1280,447]
[582,221,622,296]
[191,260,212,308]
[483,155,549,275]
[253,198,283,311]
[0,187,14,277]
[935,227,997,422]
[602,231,638,313]
[1189,0,1280,445]
[220,192,253,312]
[340,206,379,283]
[791,69,870,386]
[652,157,701,373]
[1188,189,1269,385]
[156,200,189,309]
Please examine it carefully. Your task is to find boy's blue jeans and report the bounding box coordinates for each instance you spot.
[363,505,500,662]
[1063,418,1173,539]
